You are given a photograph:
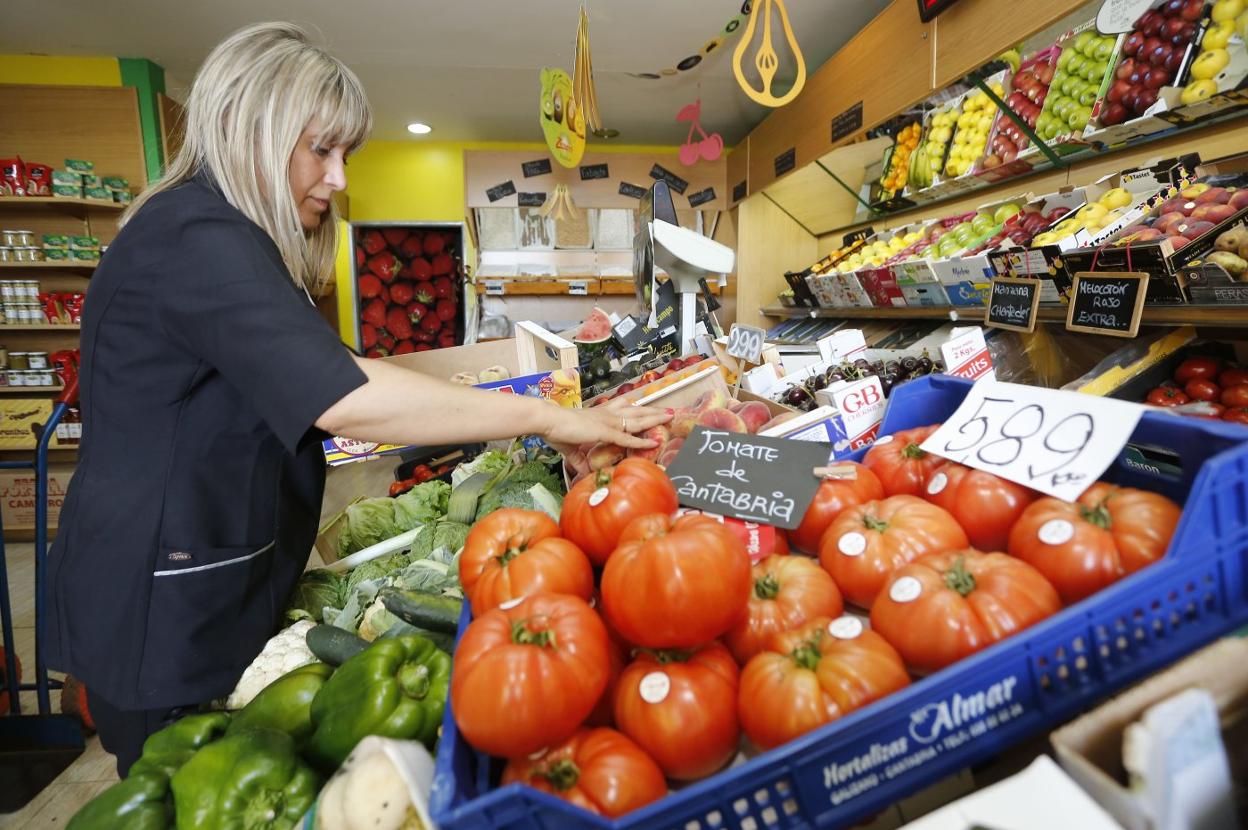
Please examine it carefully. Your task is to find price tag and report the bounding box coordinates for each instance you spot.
[483,280,505,296]
[726,324,766,364]
[1097,0,1154,33]
[921,379,1145,501]
[985,278,1041,333]
[1066,272,1149,338]
[567,280,589,296]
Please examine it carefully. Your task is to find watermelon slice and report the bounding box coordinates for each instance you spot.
[570,307,612,343]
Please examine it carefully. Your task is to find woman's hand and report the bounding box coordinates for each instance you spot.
[542,397,672,457]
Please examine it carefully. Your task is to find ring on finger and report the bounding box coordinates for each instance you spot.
[621,417,628,431]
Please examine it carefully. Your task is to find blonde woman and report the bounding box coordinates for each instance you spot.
[45,22,667,775]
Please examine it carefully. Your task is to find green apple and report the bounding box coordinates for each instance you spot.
[1057,50,1074,72]
[1073,31,1095,55]
[994,203,1022,224]
[1068,105,1092,131]
[1079,88,1097,107]
[971,213,996,235]
[1094,40,1113,61]
[1068,54,1086,76]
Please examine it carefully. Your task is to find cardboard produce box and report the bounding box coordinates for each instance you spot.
[0,465,74,531]
[1051,637,1248,830]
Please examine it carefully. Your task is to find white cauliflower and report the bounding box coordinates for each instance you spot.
[224,620,317,710]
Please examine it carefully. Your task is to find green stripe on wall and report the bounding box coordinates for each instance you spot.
[118,58,166,184]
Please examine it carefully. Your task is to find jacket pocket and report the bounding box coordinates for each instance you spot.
[138,542,279,701]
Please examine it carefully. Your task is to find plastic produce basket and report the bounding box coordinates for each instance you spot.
[430,375,1248,830]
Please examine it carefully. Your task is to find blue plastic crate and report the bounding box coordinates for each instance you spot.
[430,375,1248,830]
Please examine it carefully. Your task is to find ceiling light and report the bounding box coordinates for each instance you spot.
[406,122,432,135]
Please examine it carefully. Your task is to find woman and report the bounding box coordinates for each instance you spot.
[45,22,667,775]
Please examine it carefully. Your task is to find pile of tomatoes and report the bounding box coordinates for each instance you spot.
[447,429,1183,820]
[1145,355,1248,424]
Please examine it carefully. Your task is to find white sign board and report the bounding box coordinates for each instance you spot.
[921,379,1144,501]
[726,324,766,364]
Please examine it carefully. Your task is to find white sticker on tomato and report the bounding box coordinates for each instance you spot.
[874,435,895,446]
[639,671,671,704]
[838,532,867,557]
[588,487,610,507]
[828,616,864,640]
[927,472,948,495]
[527,747,548,760]
[499,596,525,610]
[1038,519,1075,546]
[890,576,923,604]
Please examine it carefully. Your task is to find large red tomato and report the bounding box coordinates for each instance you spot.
[613,642,739,780]
[1222,384,1248,408]
[584,638,626,729]
[602,513,751,649]
[561,458,678,565]
[502,727,666,818]
[819,495,969,608]
[789,462,885,553]
[862,425,944,496]
[774,528,791,556]
[724,554,844,664]
[459,508,593,616]
[920,462,1038,552]
[1008,483,1182,604]
[870,550,1061,674]
[738,616,909,750]
[1174,356,1221,384]
[452,593,609,758]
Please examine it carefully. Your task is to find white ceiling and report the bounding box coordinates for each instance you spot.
[1,0,893,144]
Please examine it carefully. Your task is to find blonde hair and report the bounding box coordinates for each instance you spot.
[123,22,372,294]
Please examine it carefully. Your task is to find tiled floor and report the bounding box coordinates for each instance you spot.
[0,543,118,828]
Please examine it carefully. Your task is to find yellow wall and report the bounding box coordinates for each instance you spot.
[0,55,121,86]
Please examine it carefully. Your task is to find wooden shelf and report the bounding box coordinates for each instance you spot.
[0,324,80,332]
[0,384,63,395]
[0,261,95,272]
[762,304,1248,329]
[0,446,77,457]
[0,196,122,211]
[475,277,723,297]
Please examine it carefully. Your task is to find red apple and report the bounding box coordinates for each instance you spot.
[1144,67,1171,89]
[1164,0,1186,15]
[1108,79,1131,103]
[1117,58,1137,81]
[1139,11,1163,36]
[1143,36,1164,58]
[1129,65,1147,86]
[1180,0,1203,21]
[1102,102,1130,125]
[1161,19,1187,39]
[1036,63,1054,85]
[1164,48,1185,74]
[1135,88,1160,113]
[1167,235,1192,250]
[1229,190,1248,211]
[1046,206,1072,221]
[1191,203,1237,223]
[1150,43,1174,68]
[1123,31,1145,55]
[1124,88,1143,112]
[1194,187,1232,205]
[1155,211,1189,234]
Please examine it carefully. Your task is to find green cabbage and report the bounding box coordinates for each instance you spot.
[337,498,399,557]
[393,480,451,529]
[284,569,346,624]
[411,521,471,561]
[452,449,512,487]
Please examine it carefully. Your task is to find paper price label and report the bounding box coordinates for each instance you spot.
[726,323,766,364]
[567,280,589,296]
[921,379,1144,502]
[483,280,505,296]
[1097,0,1153,33]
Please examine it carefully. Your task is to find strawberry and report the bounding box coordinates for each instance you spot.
[357,273,383,299]
[410,257,433,281]
[432,277,454,299]
[355,246,365,268]
[400,234,425,258]
[386,306,414,341]
[438,331,456,348]
[361,323,379,350]
[423,233,445,256]
[378,284,390,305]
[361,230,386,255]
[362,298,387,329]
[419,313,442,335]
[382,228,408,248]
[414,287,434,305]
[397,264,413,280]
[432,253,454,275]
[389,281,415,305]
[413,329,435,344]
[378,331,397,352]
[367,251,401,283]
[393,340,416,355]
[415,344,433,352]
[406,302,427,323]
[435,298,456,321]
[365,347,389,358]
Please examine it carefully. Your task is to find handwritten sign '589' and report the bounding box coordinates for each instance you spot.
[920,379,1145,502]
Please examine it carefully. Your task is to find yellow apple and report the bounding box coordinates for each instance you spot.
[1076,202,1109,222]
[1203,20,1236,50]
[1212,0,1244,23]
[1098,187,1133,209]
[1182,79,1220,105]
[889,237,907,252]
[1032,232,1060,247]
[1181,182,1211,198]
[1237,9,1248,41]
[1190,48,1230,81]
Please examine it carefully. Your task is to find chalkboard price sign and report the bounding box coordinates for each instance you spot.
[687,187,717,208]
[579,163,610,180]
[619,181,648,200]
[485,180,517,202]
[521,158,553,178]
[985,278,1041,333]
[664,427,828,529]
[517,192,546,207]
[732,180,747,203]
[649,164,689,194]
[831,101,864,142]
[774,147,796,177]
[1066,272,1149,338]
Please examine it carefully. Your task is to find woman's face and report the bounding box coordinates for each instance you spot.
[289,124,349,231]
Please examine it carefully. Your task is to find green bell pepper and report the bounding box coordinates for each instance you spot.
[226,662,334,743]
[67,771,173,830]
[129,711,232,780]
[306,633,450,770]
[170,728,320,830]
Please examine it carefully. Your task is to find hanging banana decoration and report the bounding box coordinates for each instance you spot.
[540,184,581,223]
[732,0,807,108]
[573,6,607,136]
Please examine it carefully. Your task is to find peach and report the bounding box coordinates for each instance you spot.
[657,437,685,468]
[1193,186,1232,205]
[627,425,672,463]
[1154,212,1189,235]
[737,401,773,433]
[1167,235,1192,251]
[696,407,748,433]
[1230,190,1248,212]
[1158,196,1198,216]
[669,406,700,439]
[1191,203,1237,224]
[759,411,800,433]
[727,399,746,414]
[1178,220,1217,238]
[587,442,625,471]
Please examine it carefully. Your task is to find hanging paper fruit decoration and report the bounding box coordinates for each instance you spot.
[676,100,724,166]
[573,6,606,137]
[733,0,807,108]
[540,67,586,168]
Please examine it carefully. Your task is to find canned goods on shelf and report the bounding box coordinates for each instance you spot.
[9,352,28,369]
[25,351,48,369]
[0,346,8,369]
[1,230,34,247]
[0,248,13,263]
[0,281,16,300]
[21,281,39,299]
[7,369,25,386]
[13,247,43,262]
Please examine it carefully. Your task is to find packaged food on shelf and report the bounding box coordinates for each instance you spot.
[83,186,111,201]
[22,162,52,196]
[50,170,80,186]
[63,158,93,173]
[51,183,82,199]
[0,159,23,196]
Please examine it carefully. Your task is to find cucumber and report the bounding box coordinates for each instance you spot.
[378,588,463,635]
[306,624,369,666]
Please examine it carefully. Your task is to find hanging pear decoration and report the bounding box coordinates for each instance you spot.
[732,0,807,108]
